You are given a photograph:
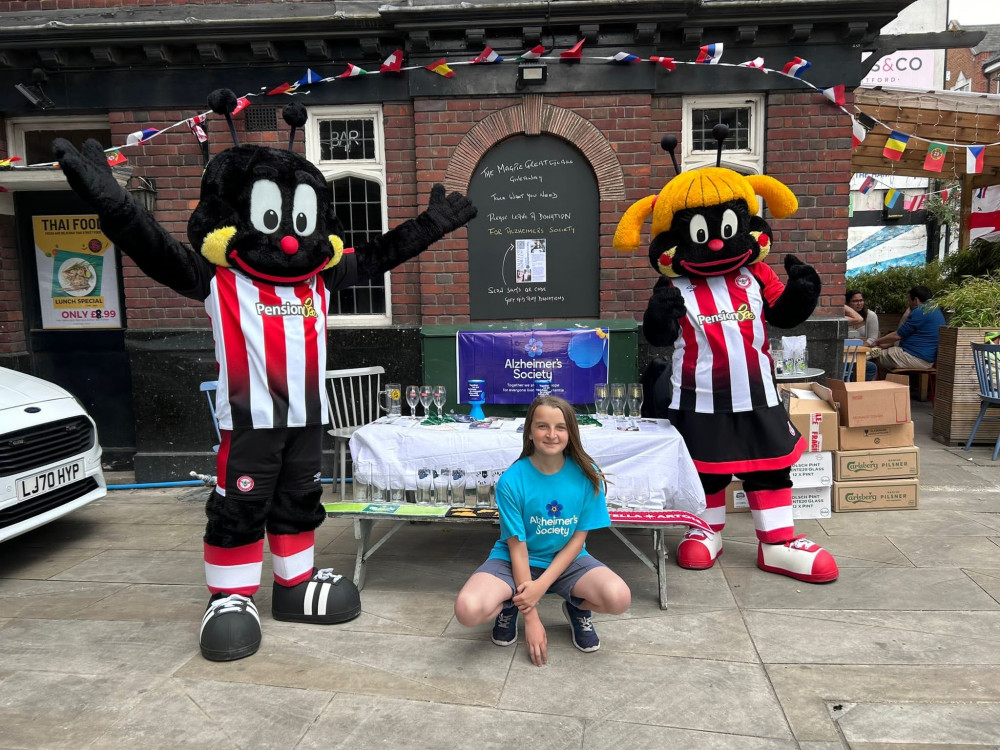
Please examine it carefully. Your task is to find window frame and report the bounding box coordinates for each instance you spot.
[305,105,391,328]
[681,94,765,174]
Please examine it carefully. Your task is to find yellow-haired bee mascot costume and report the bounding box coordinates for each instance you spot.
[53,90,478,660]
[614,127,837,584]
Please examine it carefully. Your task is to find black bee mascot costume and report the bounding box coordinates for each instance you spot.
[614,126,837,584]
[53,90,478,660]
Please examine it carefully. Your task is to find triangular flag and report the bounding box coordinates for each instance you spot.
[695,43,723,64]
[649,56,676,71]
[852,117,867,147]
[781,56,811,78]
[607,51,640,63]
[518,45,546,60]
[232,97,250,115]
[739,57,765,69]
[967,145,985,174]
[883,131,909,161]
[923,142,948,172]
[940,189,950,202]
[187,114,208,143]
[425,59,455,78]
[337,63,368,78]
[126,128,159,146]
[560,40,585,60]
[296,69,323,86]
[905,194,927,211]
[380,49,404,73]
[471,47,503,64]
[821,85,845,106]
[884,189,901,209]
[859,176,875,194]
[0,156,22,167]
[105,149,127,167]
[267,82,292,96]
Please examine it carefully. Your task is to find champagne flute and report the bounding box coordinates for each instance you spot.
[610,383,626,418]
[594,383,610,418]
[405,385,419,419]
[433,385,447,419]
[418,385,432,418]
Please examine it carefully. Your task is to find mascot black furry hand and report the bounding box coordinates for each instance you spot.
[53,90,478,661]
[614,130,837,585]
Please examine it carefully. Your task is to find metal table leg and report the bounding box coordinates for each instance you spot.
[653,529,669,610]
[352,518,406,591]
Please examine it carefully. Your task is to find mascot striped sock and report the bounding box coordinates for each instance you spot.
[268,530,315,587]
[744,488,794,544]
[204,539,264,596]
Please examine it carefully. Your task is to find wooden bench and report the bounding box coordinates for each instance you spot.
[324,501,710,609]
[885,366,936,402]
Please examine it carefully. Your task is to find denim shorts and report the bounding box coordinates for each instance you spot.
[475,555,606,606]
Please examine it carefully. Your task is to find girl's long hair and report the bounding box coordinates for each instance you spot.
[846,289,870,321]
[518,395,605,495]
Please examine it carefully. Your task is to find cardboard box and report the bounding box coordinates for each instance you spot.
[726,480,832,520]
[779,383,839,452]
[832,478,919,512]
[827,379,911,428]
[838,421,915,451]
[789,450,833,488]
[833,446,920,481]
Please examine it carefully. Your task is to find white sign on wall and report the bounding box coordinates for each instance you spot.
[861,50,936,89]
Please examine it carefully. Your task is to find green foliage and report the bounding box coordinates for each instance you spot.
[940,240,1000,283]
[847,263,949,315]
[923,183,960,227]
[931,271,1000,327]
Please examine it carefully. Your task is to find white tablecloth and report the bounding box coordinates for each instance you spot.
[348,418,705,514]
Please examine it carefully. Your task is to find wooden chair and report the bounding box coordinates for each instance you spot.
[199,380,221,453]
[964,343,1000,461]
[843,339,864,381]
[885,362,937,402]
[325,366,386,501]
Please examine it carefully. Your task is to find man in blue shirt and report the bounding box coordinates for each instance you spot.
[871,285,945,371]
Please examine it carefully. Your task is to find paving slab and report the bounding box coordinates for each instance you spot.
[832,701,1000,747]
[888,534,1000,567]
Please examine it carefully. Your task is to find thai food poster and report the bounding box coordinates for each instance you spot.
[32,215,122,329]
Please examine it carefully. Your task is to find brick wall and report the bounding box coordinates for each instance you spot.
[946,46,991,92]
[0,119,26,355]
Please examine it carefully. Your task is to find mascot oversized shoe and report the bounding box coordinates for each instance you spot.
[200,593,262,661]
[677,529,723,569]
[757,537,839,583]
[272,568,362,624]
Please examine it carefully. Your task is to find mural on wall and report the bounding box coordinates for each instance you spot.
[848,174,929,276]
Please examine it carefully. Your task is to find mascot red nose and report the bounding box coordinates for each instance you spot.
[615,128,838,585]
[54,89,478,660]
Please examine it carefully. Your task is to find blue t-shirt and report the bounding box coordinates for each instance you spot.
[488,456,610,569]
[897,304,946,363]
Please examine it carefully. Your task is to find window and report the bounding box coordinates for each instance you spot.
[682,94,764,174]
[305,106,390,327]
[6,115,111,165]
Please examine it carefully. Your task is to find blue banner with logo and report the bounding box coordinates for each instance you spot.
[457,328,609,405]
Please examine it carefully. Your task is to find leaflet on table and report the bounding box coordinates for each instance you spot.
[469,417,526,431]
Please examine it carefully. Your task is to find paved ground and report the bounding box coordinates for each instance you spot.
[2,399,999,749]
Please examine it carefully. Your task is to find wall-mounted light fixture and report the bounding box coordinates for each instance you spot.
[126,174,158,212]
[516,62,547,89]
[15,68,55,110]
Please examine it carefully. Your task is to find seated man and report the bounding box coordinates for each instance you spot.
[870,285,945,372]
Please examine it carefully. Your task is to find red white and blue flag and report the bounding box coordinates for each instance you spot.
[859,176,875,194]
[471,47,503,64]
[380,50,404,73]
[126,128,159,146]
[518,45,546,60]
[607,51,640,63]
[649,56,676,71]
[967,145,985,174]
[696,43,723,64]
[782,56,811,78]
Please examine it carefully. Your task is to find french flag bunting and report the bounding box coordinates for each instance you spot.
[608,51,640,63]
[782,56,811,78]
[296,69,323,86]
[649,56,677,71]
[967,145,985,174]
[696,43,723,64]
[859,176,875,194]
[518,45,546,60]
[739,57,765,69]
[337,63,368,78]
[267,82,292,96]
[126,128,159,146]
[471,47,503,64]
[821,84,846,106]
[560,40,585,60]
[380,49,403,73]
[852,117,867,147]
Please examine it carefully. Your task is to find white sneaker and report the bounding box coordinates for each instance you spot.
[677,529,723,570]
[757,536,839,583]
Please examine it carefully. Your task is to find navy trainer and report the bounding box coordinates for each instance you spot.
[562,600,600,652]
[491,603,518,646]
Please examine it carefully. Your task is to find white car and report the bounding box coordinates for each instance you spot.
[1,367,107,543]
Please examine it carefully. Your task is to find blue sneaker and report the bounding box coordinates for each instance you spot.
[562,600,600,652]
[491,603,518,646]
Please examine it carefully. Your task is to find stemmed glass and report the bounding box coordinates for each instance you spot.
[610,383,626,418]
[432,385,447,419]
[627,383,643,427]
[594,383,610,418]
[418,385,432,418]
[405,385,419,419]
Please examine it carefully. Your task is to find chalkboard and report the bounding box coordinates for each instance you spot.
[466,135,600,320]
